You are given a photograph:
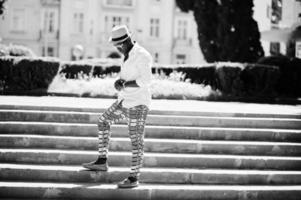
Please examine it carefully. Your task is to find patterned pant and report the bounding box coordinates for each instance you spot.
[97,100,149,180]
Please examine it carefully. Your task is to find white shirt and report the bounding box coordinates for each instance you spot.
[118,42,153,108]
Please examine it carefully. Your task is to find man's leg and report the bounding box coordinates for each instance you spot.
[82,100,126,171]
[118,105,149,188]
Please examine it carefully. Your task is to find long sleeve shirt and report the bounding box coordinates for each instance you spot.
[118,42,153,108]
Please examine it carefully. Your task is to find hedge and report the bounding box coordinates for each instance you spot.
[0,57,59,93]
[0,55,300,99]
[257,55,301,97]
[0,44,37,57]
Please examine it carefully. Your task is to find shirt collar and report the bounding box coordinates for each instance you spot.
[123,42,136,62]
[128,42,138,57]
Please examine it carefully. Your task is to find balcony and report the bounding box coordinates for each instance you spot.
[40,0,60,6]
[102,0,136,9]
[38,30,59,41]
[173,38,193,47]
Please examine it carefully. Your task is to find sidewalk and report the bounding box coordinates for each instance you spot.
[0,95,301,115]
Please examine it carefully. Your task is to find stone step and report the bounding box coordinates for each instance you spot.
[1,110,301,129]
[1,104,300,119]
[1,181,301,200]
[1,95,301,117]
[1,134,301,156]
[2,164,301,185]
[1,149,301,170]
[1,122,301,142]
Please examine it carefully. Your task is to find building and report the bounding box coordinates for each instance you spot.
[40,0,60,57]
[0,0,203,64]
[254,0,301,57]
[1,0,299,63]
[0,0,60,57]
[59,0,203,64]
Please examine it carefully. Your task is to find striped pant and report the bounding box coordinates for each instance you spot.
[97,100,149,180]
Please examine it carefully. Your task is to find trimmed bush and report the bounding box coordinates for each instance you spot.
[215,63,244,96]
[58,59,121,78]
[0,57,14,91]
[257,55,301,97]
[214,63,280,98]
[0,44,36,57]
[179,65,217,87]
[92,65,120,77]
[0,56,59,92]
[240,64,279,97]
[1,56,298,100]
[59,63,93,79]
[58,63,121,79]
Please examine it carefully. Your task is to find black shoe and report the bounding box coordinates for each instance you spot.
[117,177,139,188]
[82,160,108,171]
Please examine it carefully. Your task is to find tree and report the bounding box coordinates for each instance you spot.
[193,0,220,62]
[216,0,264,62]
[0,0,7,16]
[176,0,264,63]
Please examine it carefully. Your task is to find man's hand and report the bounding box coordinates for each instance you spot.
[114,79,125,91]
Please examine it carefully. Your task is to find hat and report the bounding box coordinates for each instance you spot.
[109,25,131,45]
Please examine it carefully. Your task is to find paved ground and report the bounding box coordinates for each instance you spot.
[0,95,300,115]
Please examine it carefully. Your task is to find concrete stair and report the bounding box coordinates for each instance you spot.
[0,99,301,199]
[1,109,301,129]
[2,182,301,200]
[1,134,301,156]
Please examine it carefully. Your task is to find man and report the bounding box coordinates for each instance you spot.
[82,25,153,188]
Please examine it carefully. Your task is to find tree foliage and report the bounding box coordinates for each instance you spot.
[0,0,7,16]
[175,0,195,12]
[175,0,264,63]
[193,0,220,62]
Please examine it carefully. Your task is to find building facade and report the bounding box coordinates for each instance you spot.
[1,0,300,62]
[0,0,60,57]
[254,0,301,57]
[0,0,203,64]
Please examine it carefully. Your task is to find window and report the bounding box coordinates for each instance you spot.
[73,12,84,33]
[150,18,160,37]
[104,0,134,8]
[42,46,55,57]
[270,42,280,55]
[43,9,57,33]
[154,52,159,63]
[176,19,188,39]
[11,8,25,31]
[104,15,130,31]
[175,54,186,64]
[112,16,122,27]
[271,0,282,24]
[90,20,94,35]
[104,16,109,31]
[48,12,55,32]
[266,5,271,19]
